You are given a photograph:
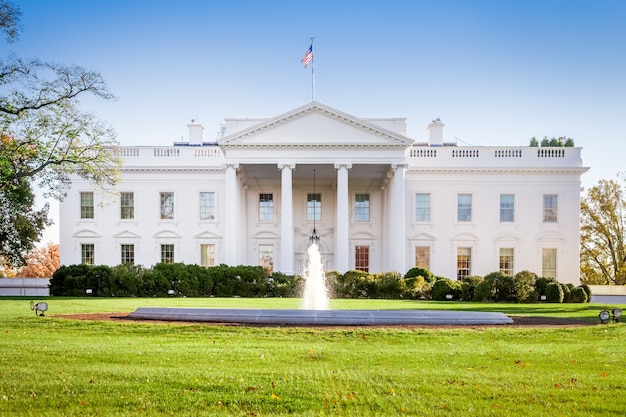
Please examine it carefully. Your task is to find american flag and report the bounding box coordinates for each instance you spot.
[301,45,313,68]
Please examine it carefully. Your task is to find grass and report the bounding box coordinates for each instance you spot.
[1,297,625,416]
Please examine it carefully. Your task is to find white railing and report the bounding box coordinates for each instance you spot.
[407,146,583,168]
[115,146,226,167]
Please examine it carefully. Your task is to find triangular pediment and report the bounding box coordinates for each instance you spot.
[409,232,437,241]
[113,230,141,239]
[219,102,413,148]
[194,230,222,239]
[493,233,520,242]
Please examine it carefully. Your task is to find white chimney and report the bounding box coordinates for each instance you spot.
[427,118,444,146]
[187,119,204,145]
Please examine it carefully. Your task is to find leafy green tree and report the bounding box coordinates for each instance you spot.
[580,178,626,284]
[0,4,121,266]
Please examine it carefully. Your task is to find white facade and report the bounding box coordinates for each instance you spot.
[60,102,588,284]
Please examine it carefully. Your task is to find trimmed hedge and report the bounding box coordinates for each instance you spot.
[49,263,591,303]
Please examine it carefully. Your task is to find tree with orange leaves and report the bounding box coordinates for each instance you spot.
[16,243,60,278]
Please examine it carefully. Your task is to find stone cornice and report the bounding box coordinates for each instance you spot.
[406,167,589,175]
[221,143,410,149]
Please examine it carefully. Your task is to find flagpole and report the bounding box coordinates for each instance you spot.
[310,37,315,102]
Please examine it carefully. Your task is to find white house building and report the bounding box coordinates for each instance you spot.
[59,102,588,284]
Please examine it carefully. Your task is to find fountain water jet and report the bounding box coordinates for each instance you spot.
[301,243,328,311]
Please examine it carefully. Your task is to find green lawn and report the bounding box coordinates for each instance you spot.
[1,298,625,416]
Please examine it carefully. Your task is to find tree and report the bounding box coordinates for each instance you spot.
[0,0,20,43]
[580,178,626,285]
[531,136,575,147]
[0,6,121,267]
[17,243,59,278]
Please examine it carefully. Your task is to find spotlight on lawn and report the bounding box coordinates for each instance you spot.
[612,308,622,323]
[29,301,48,317]
[599,309,610,324]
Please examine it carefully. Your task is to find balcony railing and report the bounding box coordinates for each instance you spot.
[116,146,225,167]
[407,146,583,168]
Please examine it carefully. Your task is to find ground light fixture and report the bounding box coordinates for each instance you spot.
[29,301,48,316]
[599,309,610,324]
[612,308,622,323]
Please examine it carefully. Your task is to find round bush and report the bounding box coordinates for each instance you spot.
[580,284,592,302]
[545,282,564,303]
[571,286,588,303]
[404,267,436,283]
[431,278,462,301]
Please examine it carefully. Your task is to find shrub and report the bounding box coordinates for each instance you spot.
[335,270,372,298]
[372,272,403,299]
[460,276,483,301]
[402,275,432,299]
[545,282,564,303]
[404,267,436,283]
[482,272,515,302]
[109,264,144,296]
[580,284,592,302]
[266,272,301,297]
[560,283,572,303]
[473,279,495,302]
[49,264,112,296]
[431,278,462,301]
[534,276,558,301]
[571,286,589,303]
[514,271,538,303]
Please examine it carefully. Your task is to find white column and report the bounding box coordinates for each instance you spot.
[391,164,407,273]
[224,163,239,266]
[334,163,351,272]
[279,163,295,275]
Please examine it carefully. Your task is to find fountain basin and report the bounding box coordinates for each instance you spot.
[128,307,513,326]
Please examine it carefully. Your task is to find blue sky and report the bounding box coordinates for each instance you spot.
[9,0,626,244]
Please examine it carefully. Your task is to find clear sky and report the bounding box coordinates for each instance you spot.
[9,0,626,245]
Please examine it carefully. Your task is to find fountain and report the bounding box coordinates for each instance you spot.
[128,241,513,326]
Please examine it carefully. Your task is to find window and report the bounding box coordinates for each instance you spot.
[355,245,369,272]
[543,194,558,223]
[80,192,94,219]
[457,194,472,222]
[121,244,135,265]
[259,244,274,276]
[542,248,557,278]
[160,192,174,220]
[259,193,274,221]
[354,194,370,222]
[161,244,174,264]
[200,244,215,267]
[120,192,134,219]
[500,194,515,222]
[81,244,95,265]
[199,192,215,220]
[307,193,321,221]
[415,246,430,269]
[457,247,471,279]
[415,193,431,222]
[499,248,514,275]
